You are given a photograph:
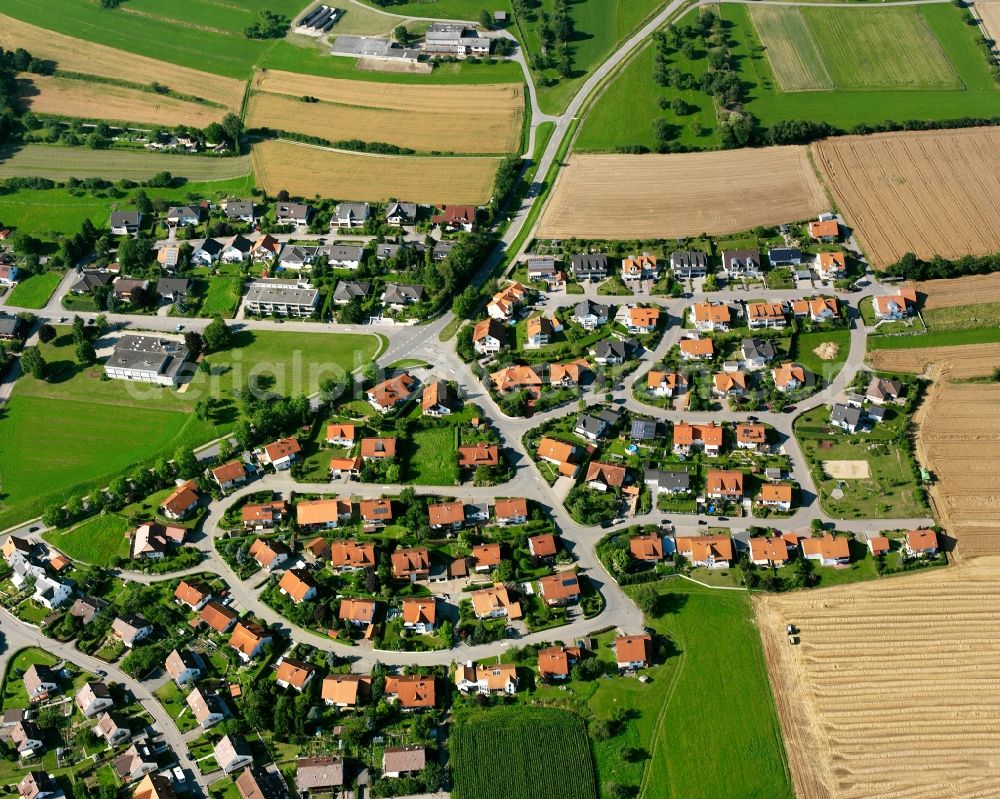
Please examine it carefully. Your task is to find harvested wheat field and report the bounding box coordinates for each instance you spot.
[537,147,828,239]
[813,127,1000,268]
[868,341,1000,378]
[251,139,500,204]
[915,272,1000,309]
[756,557,1000,799]
[248,71,523,154]
[0,13,243,109]
[20,76,226,128]
[915,372,1000,557]
[978,1,1000,46]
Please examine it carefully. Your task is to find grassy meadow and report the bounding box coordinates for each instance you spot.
[5,271,63,309]
[578,2,1000,152]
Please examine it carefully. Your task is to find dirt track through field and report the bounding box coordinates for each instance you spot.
[756,557,1000,799]
[813,127,1000,267]
[19,76,227,128]
[0,13,244,109]
[248,71,523,155]
[251,139,500,204]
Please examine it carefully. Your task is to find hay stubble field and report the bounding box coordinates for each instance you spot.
[247,70,524,154]
[756,558,1000,799]
[537,147,828,239]
[251,139,501,204]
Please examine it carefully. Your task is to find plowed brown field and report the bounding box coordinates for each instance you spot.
[536,147,829,239]
[251,139,499,204]
[19,76,226,128]
[756,557,1000,799]
[813,128,1000,267]
[915,272,1000,309]
[247,70,522,154]
[0,13,244,109]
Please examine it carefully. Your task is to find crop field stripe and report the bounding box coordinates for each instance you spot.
[803,7,961,90]
[20,75,228,129]
[0,12,246,105]
[450,707,597,799]
[250,139,500,204]
[749,6,833,92]
[0,145,252,182]
[813,128,1000,266]
[538,148,827,240]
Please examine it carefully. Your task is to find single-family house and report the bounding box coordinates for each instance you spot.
[422,380,456,417]
[570,253,609,282]
[23,665,57,702]
[874,289,918,321]
[111,614,153,648]
[386,202,418,226]
[801,534,851,566]
[222,200,256,224]
[275,658,315,691]
[760,482,794,511]
[691,302,731,332]
[830,402,864,433]
[297,498,352,531]
[772,362,807,392]
[383,746,426,779]
[322,244,364,269]
[585,461,626,492]
[644,468,691,495]
[214,735,254,774]
[261,437,301,470]
[735,423,767,451]
[677,534,735,568]
[868,536,891,557]
[190,238,223,265]
[626,305,660,334]
[199,600,238,633]
[741,337,777,370]
[491,364,543,392]
[746,302,786,329]
[250,234,281,263]
[110,211,142,236]
[278,569,318,603]
[672,422,723,456]
[538,573,581,606]
[249,538,290,571]
[630,534,663,563]
[165,649,204,686]
[647,370,687,398]
[333,202,369,228]
[295,757,343,794]
[242,500,289,531]
[573,299,609,330]
[470,584,522,619]
[867,377,904,405]
[275,202,311,227]
[458,443,500,471]
[495,497,528,526]
[161,480,199,520]
[769,247,801,266]
[713,371,748,398]
[454,662,517,695]
[722,249,761,277]
[704,469,744,502]
[527,533,558,560]
[187,687,227,728]
[471,543,501,573]
[615,635,652,670]
[473,318,505,355]
[360,437,397,461]
[212,460,247,492]
[679,337,713,360]
[537,645,581,681]
[391,547,430,581]
[432,204,477,231]
[401,598,436,634]
[748,537,791,567]
[75,681,113,718]
[671,250,708,278]
[591,337,635,365]
[360,498,393,526]
[816,251,846,280]
[221,234,253,264]
[367,372,416,413]
[228,622,272,662]
[809,218,840,241]
[321,674,371,709]
[904,529,938,558]
[11,721,44,757]
[166,206,201,227]
[622,253,658,282]
[339,597,377,627]
[384,674,436,710]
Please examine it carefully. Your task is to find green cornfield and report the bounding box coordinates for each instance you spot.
[451,706,597,799]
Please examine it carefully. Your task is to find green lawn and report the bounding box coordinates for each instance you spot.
[578,1,1000,152]
[43,513,131,566]
[795,409,928,519]
[867,326,1000,351]
[5,271,63,309]
[923,301,1000,332]
[0,328,378,529]
[198,277,244,319]
[402,426,458,485]
[790,328,851,385]
[356,0,512,19]
[122,0,305,35]
[0,177,254,238]
[0,145,253,183]
[2,648,59,710]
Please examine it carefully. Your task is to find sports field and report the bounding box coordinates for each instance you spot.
[0,13,245,108]
[538,147,827,239]
[752,6,960,91]
[247,71,523,154]
[0,146,253,182]
[748,6,833,91]
[19,76,227,128]
[251,139,500,204]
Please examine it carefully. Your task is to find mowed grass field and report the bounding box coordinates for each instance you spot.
[0,176,255,238]
[748,6,832,91]
[0,13,245,108]
[0,329,379,529]
[251,139,501,204]
[808,7,960,89]
[44,514,131,566]
[5,271,63,309]
[451,707,597,799]
[579,2,1000,152]
[19,76,228,128]
[247,70,524,154]
[0,146,252,182]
